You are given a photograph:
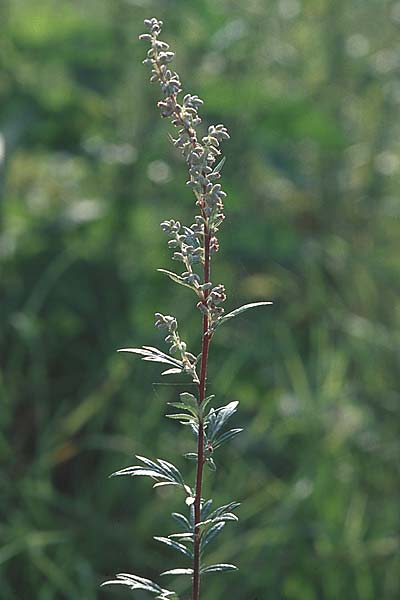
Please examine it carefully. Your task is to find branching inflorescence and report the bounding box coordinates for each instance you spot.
[102,18,271,600]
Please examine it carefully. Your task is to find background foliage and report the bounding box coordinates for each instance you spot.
[1,0,399,598]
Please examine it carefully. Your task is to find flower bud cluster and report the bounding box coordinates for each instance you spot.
[140,18,229,237]
[210,236,219,254]
[140,18,231,340]
[161,219,214,295]
[155,313,198,381]
[197,284,227,330]
[186,126,229,227]
[155,312,177,333]
[161,219,203,264]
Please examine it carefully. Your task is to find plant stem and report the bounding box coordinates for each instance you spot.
[153,44,215,599]
[192,225,211,600]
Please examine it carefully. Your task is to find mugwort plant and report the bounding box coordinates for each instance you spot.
[102,18,271,600]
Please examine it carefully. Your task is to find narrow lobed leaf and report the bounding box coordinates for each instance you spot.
[214,301,273,330]
[157,268,200,295]
[171,512,191,532]
[200,563,238,574]
[154,536,193,558]
[101,573,173,595]
[206,401,239,441]
[161,568,194,577]
[200,522,225,551]
[213,427,243,449]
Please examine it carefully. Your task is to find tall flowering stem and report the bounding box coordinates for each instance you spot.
[102,17,271,600]
[143,18,229,599]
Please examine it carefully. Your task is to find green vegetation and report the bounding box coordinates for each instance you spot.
[1,1,399,599]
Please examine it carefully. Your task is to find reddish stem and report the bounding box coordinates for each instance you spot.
[152,49,212,600]
[192,224,211,600]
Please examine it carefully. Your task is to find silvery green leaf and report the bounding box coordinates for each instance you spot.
[213,428,243,449]
[169,532,193,541]
[200,499,213,520]
[161,568,194,576]
[180,392,198,408]
[101,573,174,596]
[167,397,200,419]
[213,512,238,522]
[200,564,237,574]
[183,484,193,496]
[201,394,215,412]
[110,456,185,488]
[171,512,191,532]
[161,367,183,376]
[195,519,213,530]
[213,156,226,174]
[200,522,225,550]
[118,346,183,369]
[198,282,213,291]
[184,452,198,461]
[153,481,180,488]
[214,301,273,329]
[143,346,182,367]
[157,268,198,294]
[157,458,185,485]
[206,401,239,441]
[189,421,199,438]
[154,536,193,558]
[206,457,216,471]
[166,413,196,424]
[167,401,194,412]
[110,467,161,478]
[208,501,240,522]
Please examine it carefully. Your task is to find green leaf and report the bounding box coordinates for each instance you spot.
[200,563,237,574]
[214,301,272,329]
[167,402,192,411]
[166,413,196,423]
[154,536,193,558]
[167,392,200,419]
[180,392,199,413]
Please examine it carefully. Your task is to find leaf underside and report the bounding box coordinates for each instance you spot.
[215,301,273,329]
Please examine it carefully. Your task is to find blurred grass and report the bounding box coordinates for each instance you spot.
[1,0,399,598]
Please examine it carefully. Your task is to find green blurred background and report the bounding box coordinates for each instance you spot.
[1,0,399,598]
